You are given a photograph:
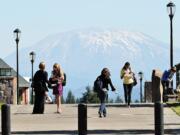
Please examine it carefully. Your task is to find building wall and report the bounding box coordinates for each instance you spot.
[20,88,29,104]
[12,77,16,104]
[0,77,14,104]
[0,76,29,104]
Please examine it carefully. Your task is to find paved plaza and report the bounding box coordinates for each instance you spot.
[0,104,180,135]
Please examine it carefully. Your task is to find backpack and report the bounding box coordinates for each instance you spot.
[93,77,103,93]
[62,73,66,86]
[48,73,66,88]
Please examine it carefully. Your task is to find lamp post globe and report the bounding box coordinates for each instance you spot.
[29,51,36,104]
[167,1,176,68]
[13,28,21,105]
[138,72,143,103]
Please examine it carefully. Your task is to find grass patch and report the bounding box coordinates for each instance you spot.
[167,102,180,116]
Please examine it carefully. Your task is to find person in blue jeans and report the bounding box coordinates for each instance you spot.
[96,68,116,118]
[161,66,176,97]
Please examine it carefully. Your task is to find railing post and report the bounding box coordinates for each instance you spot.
[152,70,164,135]
[1,104,11,135]
[78,103,87,135]
[154,102,164,135]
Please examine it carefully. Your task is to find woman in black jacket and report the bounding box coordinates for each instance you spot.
[32,62,49,114]
[96,68,116,118]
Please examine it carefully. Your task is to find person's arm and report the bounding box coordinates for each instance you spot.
[168,71,175,82]
[124,72,133,79]
[120,69,125,79]
[44,72,50,91]
[33,71,38,82]
[108,78,116,91]
[45,72,49,83]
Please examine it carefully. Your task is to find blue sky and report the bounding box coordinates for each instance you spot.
[0,0,179,58]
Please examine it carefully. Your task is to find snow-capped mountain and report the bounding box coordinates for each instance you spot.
[5,28,180,100]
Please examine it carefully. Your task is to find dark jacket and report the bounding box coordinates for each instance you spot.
[33,70,49,92]
[98,75,116,91]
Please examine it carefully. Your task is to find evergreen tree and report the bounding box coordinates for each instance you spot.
[108,98,114,103]
[115,96,123,103]
[81,86,100,103]
[76,98,80,104]
[134,99,140,103]
[66,90,76,104]
[61,96,65,104]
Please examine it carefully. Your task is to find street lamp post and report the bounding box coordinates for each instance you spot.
[138,72,143,103]
[14,28,21,105]
[167,1,176,68]
[29,51,36,104]
[167,1,176,91]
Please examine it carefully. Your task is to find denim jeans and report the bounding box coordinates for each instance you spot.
[98,91,107,114]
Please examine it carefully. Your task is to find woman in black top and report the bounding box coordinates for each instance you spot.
[32,62,49,114]
[97,68,116,117]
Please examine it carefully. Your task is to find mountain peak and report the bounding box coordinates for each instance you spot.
[5,28,180,99]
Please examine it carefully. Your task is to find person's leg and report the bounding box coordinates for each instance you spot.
[40,94,45,114]
[98,92,105,117]
[33,92,43,114]
[123,84,128,104]
[127,84,133,106]
[162,81,166,102]
[33,92,39,114]
[98,100,103,117]
[59,96,62,113]
[103,92,108,117]
[56,95,61,113]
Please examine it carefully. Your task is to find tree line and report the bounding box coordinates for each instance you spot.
[59,86,126,104]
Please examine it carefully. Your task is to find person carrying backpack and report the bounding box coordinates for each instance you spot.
[94,68,116,118]
[49,63,64,113]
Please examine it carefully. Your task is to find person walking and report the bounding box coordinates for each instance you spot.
[32,62,49,114]
[94,68,116,118]
[120,62,134,107]
[161,66,176,98]
[49,63,64,113]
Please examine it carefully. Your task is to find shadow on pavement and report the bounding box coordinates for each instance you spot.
[11,129,180,135]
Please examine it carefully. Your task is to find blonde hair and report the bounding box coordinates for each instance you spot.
[53,63,64,80]
[39,62,45,70]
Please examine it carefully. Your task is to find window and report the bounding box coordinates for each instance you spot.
[0,69,12,76]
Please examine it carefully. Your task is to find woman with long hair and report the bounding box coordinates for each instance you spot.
[49,63,64,113]
[95,68,116,118]
[120,62,134,107]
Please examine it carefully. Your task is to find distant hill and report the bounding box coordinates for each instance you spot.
[5,28,180,101]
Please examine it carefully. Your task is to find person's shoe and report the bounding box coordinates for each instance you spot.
[103,113,106,117]
[98,112,102,118]
[57,108,62,114]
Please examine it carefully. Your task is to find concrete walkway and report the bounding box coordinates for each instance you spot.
[0,104,180,135]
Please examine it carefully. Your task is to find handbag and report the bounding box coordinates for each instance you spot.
[133,76,137,86]
[48,78,58,89]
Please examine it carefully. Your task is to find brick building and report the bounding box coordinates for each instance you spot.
[0,58,30,104]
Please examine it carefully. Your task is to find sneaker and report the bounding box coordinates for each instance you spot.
[103,113,106,117]
[98,112,102,118]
